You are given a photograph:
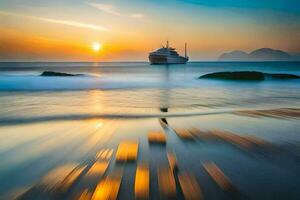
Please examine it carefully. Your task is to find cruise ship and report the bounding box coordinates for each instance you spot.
[149,41,189,64]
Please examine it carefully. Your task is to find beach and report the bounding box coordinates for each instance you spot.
[0,61,300,199]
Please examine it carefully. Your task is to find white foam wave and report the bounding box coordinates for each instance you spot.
[0,75,182,91]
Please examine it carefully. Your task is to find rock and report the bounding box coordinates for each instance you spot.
[199,71,300,81]
[265,73,300,79]
[40,71,80,77]
[199,71,265,81]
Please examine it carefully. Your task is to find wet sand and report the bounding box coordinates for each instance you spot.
[0,108,299,200]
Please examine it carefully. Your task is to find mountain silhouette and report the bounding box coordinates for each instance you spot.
[219,48,295,61]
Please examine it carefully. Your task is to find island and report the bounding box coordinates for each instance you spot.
[218,48,296,61]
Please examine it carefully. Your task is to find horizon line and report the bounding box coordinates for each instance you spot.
[1,60,300,63]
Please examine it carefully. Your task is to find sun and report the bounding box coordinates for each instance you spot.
[92,42,102,52]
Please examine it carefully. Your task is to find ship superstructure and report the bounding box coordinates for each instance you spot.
[149,41,189,64]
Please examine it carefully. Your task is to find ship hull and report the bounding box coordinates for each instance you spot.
[149,55,188,64]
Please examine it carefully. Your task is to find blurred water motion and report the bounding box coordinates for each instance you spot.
[39,164,80,191]
[57,165,87,194]
[18,163,86,199]
[167,152,178,173]
[178,173,203,200]
[1,113,299,200]
[174,129,195,141]
[157,167,177,199]
[0,62,300,199]
[202,162,235,192]
[77,189,92,200]
[234,108,300,119]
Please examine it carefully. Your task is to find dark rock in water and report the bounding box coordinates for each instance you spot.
[265,73,300,79]
[160,108,168,112]
[199,71,300,81]
[199,71,265,81]
[40,71,80,77]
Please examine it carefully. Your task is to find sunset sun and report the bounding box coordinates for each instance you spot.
[92,42,102,52]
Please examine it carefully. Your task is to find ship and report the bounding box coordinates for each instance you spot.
[149,41,189,64]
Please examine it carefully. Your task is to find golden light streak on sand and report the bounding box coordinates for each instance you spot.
[167,152,178,173]
[135,163,149,200]
[209,130,253,149]
[116,141,139,162]
[86,161,109,178]
[178,173,203,200]
[190,128,268,148]
[202,162,235,191]
[96,149,104,159]
[77,120,120,158]
[96,149,114,160]
[148,131,166,144]
[100,149,109,159]
[157,167,176,199]
[39,163,79,191]
[78,189,92,200]
[91,170,123,200]
[106,149,114,159]
[174,129,195,140]
[189,128,212,139]
[57,165,87,193]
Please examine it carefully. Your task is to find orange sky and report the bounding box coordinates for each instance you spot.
[0,0,299,61]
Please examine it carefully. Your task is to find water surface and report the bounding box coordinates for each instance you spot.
[0,62,299,199]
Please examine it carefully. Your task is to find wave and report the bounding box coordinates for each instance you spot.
[0,75,182,91]
[1,108,299,126]
[0,110,234,126]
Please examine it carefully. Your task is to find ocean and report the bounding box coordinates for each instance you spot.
[0,61,300,199]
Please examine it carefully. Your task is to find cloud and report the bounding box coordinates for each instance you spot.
[86,2,121,16]
[86,2,145,20]
[130,13,144,19]
[0,10,109,31]
[32,16,109,31]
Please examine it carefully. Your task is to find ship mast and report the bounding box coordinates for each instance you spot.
[166,40,169,48]
[185,42,187,58]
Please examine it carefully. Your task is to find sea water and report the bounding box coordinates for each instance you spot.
[0,62,299,199]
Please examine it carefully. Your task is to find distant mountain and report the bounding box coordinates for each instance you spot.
[219,48,296,61]
[249,48,292,61]
[218,50,248,61]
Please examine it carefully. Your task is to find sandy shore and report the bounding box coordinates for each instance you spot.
[1,108,299,200]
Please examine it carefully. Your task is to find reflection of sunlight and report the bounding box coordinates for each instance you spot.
[92,170,123,200]
[86,161,109,178]
[135,164,149,200]
[116,141,139,162]
[88,90,105,114]
[40,163,78,189]
[96,122,103,129]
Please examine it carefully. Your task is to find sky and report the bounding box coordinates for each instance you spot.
[0,0,299,61]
